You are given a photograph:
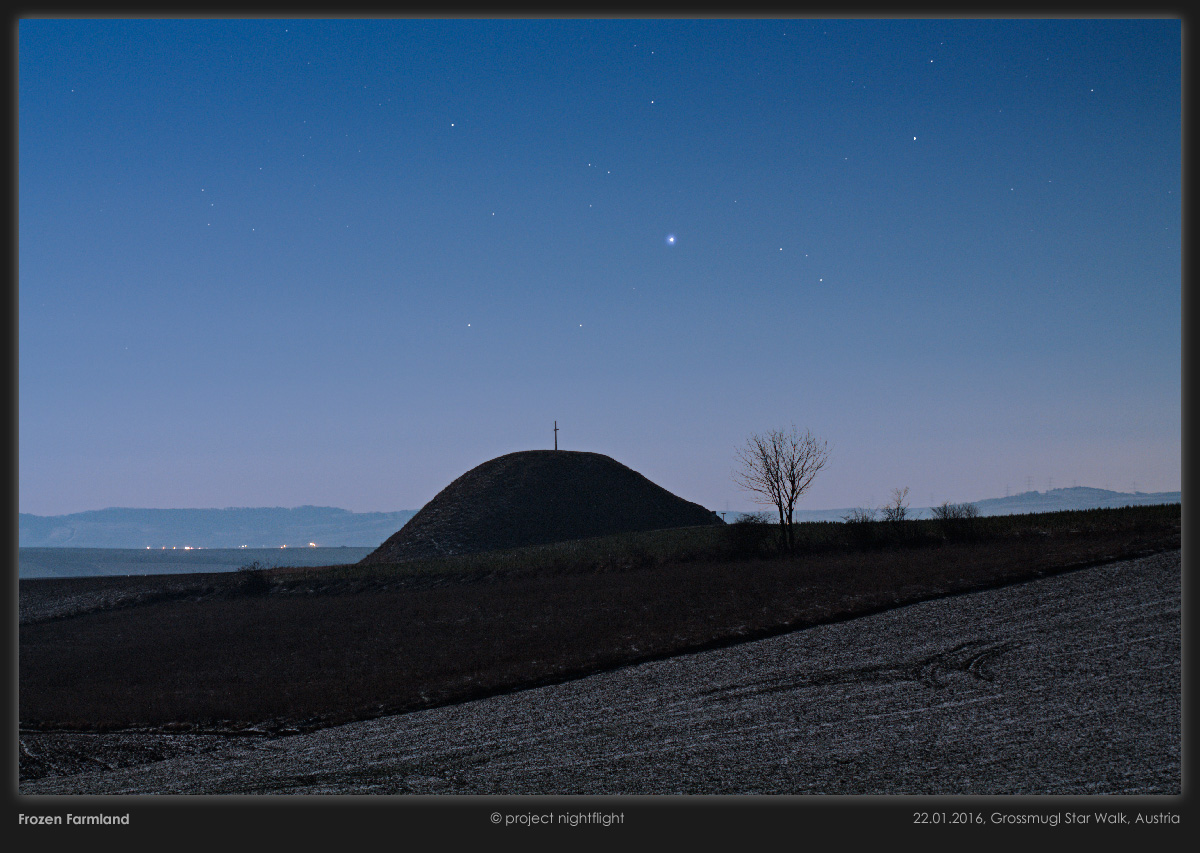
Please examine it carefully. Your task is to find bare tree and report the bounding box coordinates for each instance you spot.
[733,425,829,554]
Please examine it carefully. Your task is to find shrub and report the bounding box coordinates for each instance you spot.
[931,501,981,539]
[841,507,878,524]
[725,512,776,558]
[880,487,910,523]
[236,562,272,595]
[930,501,980,521]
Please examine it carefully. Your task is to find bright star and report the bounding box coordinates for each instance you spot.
[665,234,676,246]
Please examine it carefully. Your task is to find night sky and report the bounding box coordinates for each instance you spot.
[18,18,1181,517]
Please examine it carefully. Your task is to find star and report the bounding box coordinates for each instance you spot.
[666,234,676,246]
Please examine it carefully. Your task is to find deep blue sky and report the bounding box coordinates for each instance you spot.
[18,18,1181,516]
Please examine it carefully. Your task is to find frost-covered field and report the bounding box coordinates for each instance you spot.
[21,550,1180,795]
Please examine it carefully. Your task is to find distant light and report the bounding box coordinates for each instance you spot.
[281,544,287,548]
[309,542,317,547]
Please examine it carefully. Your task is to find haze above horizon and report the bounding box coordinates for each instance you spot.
[18,19,1181,516]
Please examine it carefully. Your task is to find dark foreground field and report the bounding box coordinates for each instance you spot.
[19,505,1180,785]
[22,548,1180,795]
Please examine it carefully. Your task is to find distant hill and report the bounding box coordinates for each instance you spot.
[768,486,1181,523]
[362,450,722,564]
[20,486,1178,550]
[955,487,1181,518]
[17,506,418,549]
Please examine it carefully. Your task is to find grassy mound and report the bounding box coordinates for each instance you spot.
[361,450,721,564]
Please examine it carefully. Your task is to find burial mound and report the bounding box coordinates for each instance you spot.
[360,450,721,564]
